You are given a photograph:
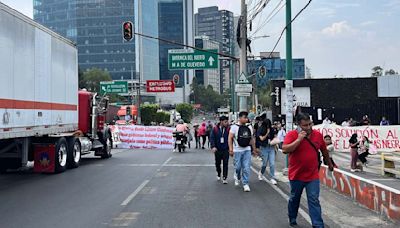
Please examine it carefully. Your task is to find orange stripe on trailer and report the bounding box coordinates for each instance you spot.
[0,99,77,111]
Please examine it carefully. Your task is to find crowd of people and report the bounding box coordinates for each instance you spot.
[173,112,333,227]
[171,110,388,227]
[322,115,391,126]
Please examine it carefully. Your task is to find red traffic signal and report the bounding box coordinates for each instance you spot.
[123,21,133,41]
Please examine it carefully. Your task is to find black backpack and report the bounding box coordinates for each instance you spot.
[237,124,252,147]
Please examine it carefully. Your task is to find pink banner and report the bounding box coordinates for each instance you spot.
[110,125,174,149]
[313,124,400,152]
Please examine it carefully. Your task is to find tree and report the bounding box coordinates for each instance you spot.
[371,66,383,77]
[190,77,225,112]
[257,83,272,108]
[80,68,112,92]
[140,104,159,125]
[385,69,398,75]
[176,103,194,123]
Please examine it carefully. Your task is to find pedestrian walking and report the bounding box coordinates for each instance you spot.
[323,135,337,168]
[210,116,230,184]
[206,121,213,148]
[282,113,333,228]
[358,136,370,166]
[228,111,256,192]
[199,123,207,149]
[349,133,360,172]
[193,124,200,149]
[256,118,277,185]
[277,123,286,149]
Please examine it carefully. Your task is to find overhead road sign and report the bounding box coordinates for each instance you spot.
[168,49,219,70]
[146,80,175,93]
[100,81,128,94]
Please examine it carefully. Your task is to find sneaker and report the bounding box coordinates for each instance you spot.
[222,178,228,184]
[243,185,251,192]
[289,221,298,227]
[234,179,240,186]
[173,149,176,153]
[270,179,277,185]
[355,169,361,172]
[350,169,356,172]
[216,176,221,181]
[258,171,263,181]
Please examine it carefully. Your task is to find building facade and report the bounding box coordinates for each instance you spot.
[195,6,234,93]
[33,0,136,80]
[157,0,194,104]
[247,52,305,87]
[194,36,220,93]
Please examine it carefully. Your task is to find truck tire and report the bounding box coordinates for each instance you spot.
[101,132,112,159]
[67,138,81,169]
[54,137,68,173]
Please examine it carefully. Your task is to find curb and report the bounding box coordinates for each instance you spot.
[319,165,400,223]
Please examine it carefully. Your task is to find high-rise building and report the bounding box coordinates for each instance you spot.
[136,0,160,81]
[157,0,194,104]
[33,0,136,80]
[195,36,220,93]
[195,6,234,93]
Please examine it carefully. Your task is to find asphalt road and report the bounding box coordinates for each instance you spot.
[0,148,313,228]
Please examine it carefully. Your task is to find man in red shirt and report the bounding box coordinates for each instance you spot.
[283,113,333,227]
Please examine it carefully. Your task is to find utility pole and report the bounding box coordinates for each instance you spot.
[284,0,294,174]
[137,0,142,125]
[239,0,248,111]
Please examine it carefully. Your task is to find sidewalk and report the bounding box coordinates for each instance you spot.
[251,150,399,227]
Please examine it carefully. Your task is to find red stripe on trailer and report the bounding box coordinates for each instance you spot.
[0,99,77,111]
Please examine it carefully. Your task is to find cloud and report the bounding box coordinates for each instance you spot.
[313,7,336,17]
[321,21,358,36]
[360,20,376,27]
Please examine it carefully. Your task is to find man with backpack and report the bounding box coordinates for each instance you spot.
[228,111,256,192]
[210,116,230,184]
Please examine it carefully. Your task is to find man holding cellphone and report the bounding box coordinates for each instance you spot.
[282,113,333,227]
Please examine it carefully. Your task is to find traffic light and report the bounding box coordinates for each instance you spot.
[126,106,131,116]
[122,21,133,41]
[259,66,266,78]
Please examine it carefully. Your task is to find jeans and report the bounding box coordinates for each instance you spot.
[260,146,275,179]
[350,148,358,169]
[215,150,229,179]
[288,180,324,228]
[234,150,251,185]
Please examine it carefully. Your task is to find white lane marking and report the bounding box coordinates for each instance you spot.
[250,166,312,225]
[121,180,150,206]
[164,164,214,167]
[162,157,173,166]
[119,164,161,167]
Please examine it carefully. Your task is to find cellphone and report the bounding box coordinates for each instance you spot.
[296,127,302,133]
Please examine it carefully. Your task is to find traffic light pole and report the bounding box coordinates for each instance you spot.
[284,0,294,174]
[239,0,248,112]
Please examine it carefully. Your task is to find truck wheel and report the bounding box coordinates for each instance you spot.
[67,138,81,169]
[101,132,112,159]
[55,137,68,173]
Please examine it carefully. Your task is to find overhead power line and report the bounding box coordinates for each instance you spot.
[132,31,239,61]
[250,0,285,37]
[267,0,312,59]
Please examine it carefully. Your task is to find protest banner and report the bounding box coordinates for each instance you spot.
[109,125,174,149]
[313,124,400,152]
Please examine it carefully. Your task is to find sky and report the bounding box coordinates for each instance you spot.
[1,0,399,78]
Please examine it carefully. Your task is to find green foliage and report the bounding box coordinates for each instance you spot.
[257,83,272,108]
[190,77,226,112]
[140,104,159,125]
[79,68,112,92]
[155,111,170,124]
[176,103,193,123]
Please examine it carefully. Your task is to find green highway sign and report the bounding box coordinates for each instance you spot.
[100,81,128,94]
[168,49,219,70]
